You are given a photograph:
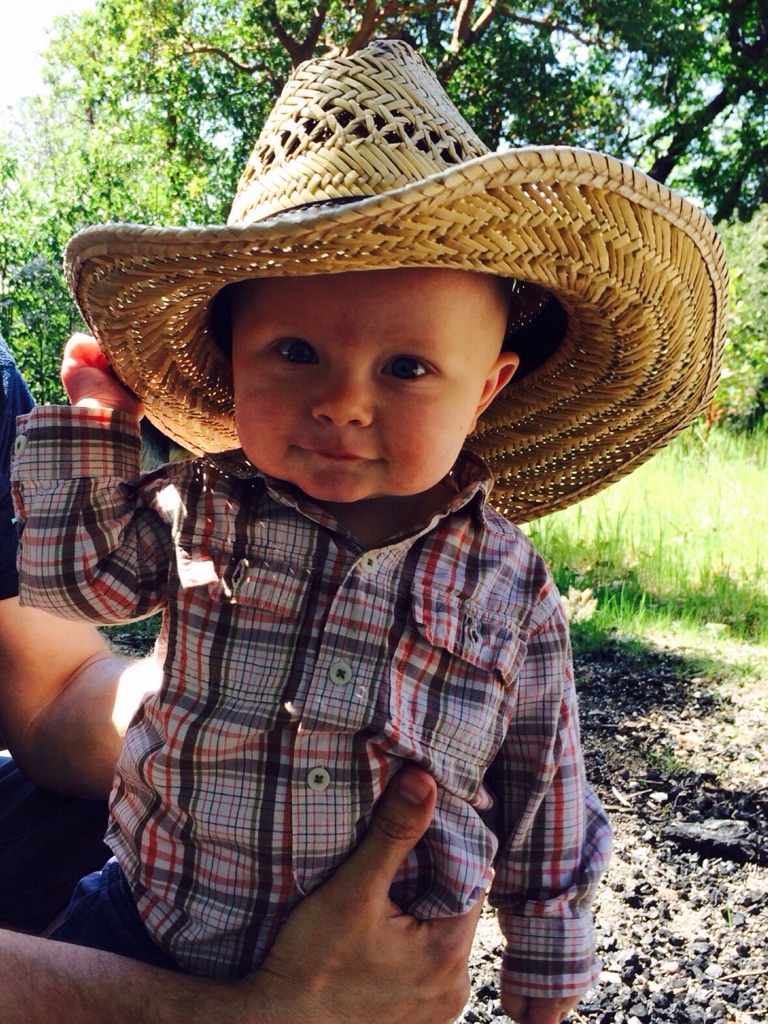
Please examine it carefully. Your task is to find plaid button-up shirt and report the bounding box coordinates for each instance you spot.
[13,406,611,999]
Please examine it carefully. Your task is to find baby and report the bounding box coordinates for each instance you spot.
[12,38,726,1024]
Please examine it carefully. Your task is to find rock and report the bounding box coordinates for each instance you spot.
[661,818,757,862]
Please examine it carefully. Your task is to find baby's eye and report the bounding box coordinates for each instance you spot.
[277,338,317,364]
[383,356,428,380]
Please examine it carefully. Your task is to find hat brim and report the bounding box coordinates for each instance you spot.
[64,145,727,521]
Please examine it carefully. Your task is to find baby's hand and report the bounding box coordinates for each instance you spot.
[61,333,143,418]
[503,993,581,1024]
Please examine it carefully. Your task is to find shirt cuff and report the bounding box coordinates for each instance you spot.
[499,910,600,999]
[12,406,141,484]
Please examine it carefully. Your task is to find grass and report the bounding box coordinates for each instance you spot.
[523,427,768,648]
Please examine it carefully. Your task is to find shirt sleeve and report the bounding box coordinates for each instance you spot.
[11,405,173,622]
[485,595,613,1000]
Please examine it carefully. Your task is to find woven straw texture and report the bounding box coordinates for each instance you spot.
[64,40,728,522]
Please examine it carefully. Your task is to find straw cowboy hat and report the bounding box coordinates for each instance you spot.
[63,38,728,521]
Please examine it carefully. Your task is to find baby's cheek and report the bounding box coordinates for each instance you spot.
[418,427,467,476]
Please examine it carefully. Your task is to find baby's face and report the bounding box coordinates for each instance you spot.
[230,267,517,512]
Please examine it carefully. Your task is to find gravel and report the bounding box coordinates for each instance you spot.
[462,638,768,1024]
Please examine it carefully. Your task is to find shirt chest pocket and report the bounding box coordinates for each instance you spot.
[172,546,313,727]
[388,587,524,794]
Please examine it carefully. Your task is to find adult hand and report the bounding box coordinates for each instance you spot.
[242,765,484,1024]
[60,333,143,417]
[0,766,482,1024]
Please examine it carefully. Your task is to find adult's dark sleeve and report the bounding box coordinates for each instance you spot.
[0,336,34,600]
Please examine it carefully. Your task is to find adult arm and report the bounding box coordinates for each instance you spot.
[0,597,160,798]
[0,767,482,1024]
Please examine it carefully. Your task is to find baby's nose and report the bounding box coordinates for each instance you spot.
[311,375,373,426]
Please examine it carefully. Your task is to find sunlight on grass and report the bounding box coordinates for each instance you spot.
[524,428,768,644]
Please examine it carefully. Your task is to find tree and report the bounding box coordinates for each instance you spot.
[716,207,768,430]
[0,133,82,403]
[31,0,768,222]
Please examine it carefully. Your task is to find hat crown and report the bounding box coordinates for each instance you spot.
[228,39,489,225]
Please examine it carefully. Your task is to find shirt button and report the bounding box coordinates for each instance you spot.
[13,434,28,456]
[328,660,353,686]
[359,553,379,575]
[307,766,331,792]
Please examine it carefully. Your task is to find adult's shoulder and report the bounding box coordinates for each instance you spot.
[0,335,34,416]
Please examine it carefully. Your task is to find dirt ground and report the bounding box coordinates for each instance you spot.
[462,636,768,1024]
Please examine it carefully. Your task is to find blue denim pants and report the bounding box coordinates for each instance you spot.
[0,756,111,933]
[50,857,180,971]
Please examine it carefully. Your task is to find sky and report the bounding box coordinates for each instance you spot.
[0,0,94,113]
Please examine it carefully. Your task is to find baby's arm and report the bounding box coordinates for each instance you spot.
[486,598,612,1024]
[12,334,172,623]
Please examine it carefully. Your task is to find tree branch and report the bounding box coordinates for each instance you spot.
[451,0,477,50]
[300,2,332,62]
[473,0,502,37]
[263,0,330,66]
[343,1,406,55]
[439,2,611,83]
[714,140,768,221]
[727,0,768,62]
[182,43,268,76]
[648,0,767,186]
[502,9,608,50]
[439,1,501,82]
[646,86,734,183]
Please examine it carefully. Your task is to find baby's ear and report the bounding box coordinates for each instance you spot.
[482,351,519,407]
[468,351,518,433]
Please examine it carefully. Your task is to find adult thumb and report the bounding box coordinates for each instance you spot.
[329,766,437,901]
